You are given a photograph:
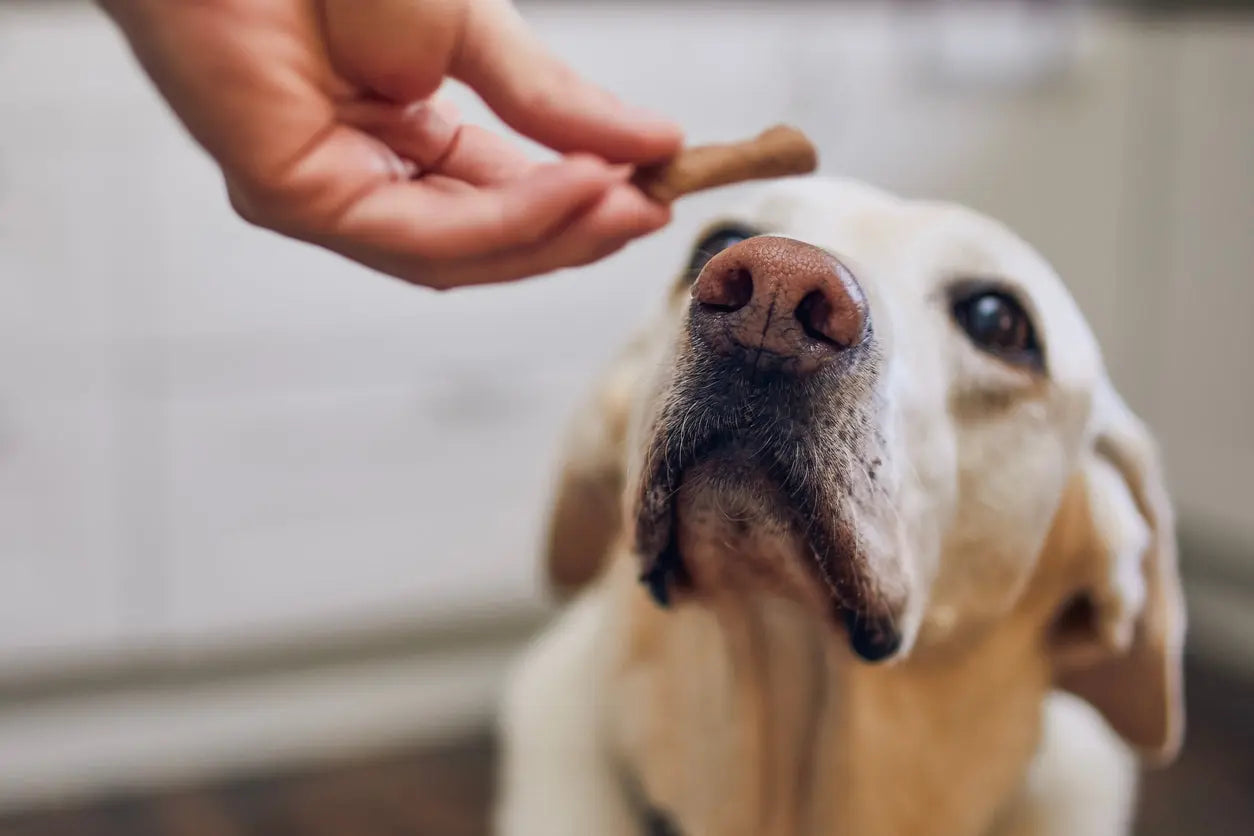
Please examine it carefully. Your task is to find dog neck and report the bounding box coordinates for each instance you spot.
[604,551,1065,836]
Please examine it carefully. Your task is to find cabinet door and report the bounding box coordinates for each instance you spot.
[1149,24,1254,541]
[0,382,128,670]
[158,338,588,646]
[0,4,166,668]
[0,2,167,343]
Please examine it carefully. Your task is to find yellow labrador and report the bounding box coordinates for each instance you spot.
[497,178,1184,836]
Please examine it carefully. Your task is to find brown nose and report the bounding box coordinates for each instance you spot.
[691,237,869,367]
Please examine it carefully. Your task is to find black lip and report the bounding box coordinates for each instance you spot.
[639,518,688,609]
[633,428,735,565]
[843,608,903,663]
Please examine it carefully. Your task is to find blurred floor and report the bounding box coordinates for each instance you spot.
[1137,657,1254,835]
[0,657,1249,836]
[0,738,496,836]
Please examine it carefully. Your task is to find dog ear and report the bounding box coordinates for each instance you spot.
[1048,382,1185,765]
[542,340,646,597]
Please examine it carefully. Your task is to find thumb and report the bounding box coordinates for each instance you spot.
[453,0,682,164]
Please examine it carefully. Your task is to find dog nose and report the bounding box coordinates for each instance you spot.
[691,237,868,365]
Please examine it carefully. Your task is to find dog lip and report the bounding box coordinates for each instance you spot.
[842,607,903,663]
[636,463,903,662]
[635,440,865,618]
[633,432,733,561]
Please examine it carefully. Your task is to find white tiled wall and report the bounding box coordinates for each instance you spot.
[1,1,1251,675]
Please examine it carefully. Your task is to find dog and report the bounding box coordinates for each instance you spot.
[496,178,1185,836]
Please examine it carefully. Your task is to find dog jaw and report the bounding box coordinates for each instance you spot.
[631,331,914,663]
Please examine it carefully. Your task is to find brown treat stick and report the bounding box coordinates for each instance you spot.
[632,125,818,203]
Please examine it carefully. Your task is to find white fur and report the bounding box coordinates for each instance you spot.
[499,178,1176,835]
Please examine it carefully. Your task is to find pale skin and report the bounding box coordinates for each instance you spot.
[98,0,684,289]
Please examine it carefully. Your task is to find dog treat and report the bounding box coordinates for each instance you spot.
[632,125,818,203]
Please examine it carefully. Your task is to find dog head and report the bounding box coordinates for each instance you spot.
[544,177,1184,763]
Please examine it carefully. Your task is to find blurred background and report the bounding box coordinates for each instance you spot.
[0,0,1251,833]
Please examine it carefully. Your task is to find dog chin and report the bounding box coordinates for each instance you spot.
[636,444,905,664]
[670,450,833,608]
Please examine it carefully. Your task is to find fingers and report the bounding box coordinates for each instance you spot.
[323,0,681,164]
[435,182,673,287]
[225,115,618,259]
[229,117,671,289]
[429,124,539,186]
[336,98,462,168]
[228,94,670,282]
[106,0,676,295]
[340,98,536,186]
[331,179,671,289]
[328,155,624,261]
[453,0,682,164]
[320,0,459,103]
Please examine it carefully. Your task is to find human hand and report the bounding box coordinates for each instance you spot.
[100,0,683,289]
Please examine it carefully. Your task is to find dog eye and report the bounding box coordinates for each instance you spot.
[951,286,1043,369]
[686,224,760,278]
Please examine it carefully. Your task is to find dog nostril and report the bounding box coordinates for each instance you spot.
[697,267,754,313]
[796,287,865,349]
[796,290,839,346]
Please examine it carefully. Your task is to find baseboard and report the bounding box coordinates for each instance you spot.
[2,534,1247,815]
[0,617,541,813]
